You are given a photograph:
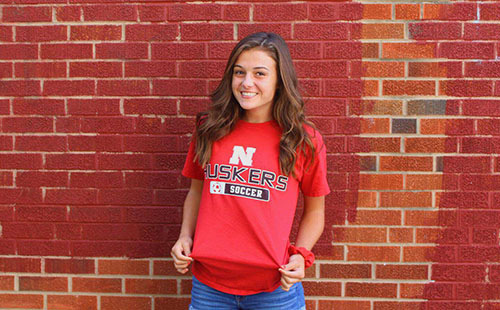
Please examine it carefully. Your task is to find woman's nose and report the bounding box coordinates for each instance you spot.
[242,74,254,87]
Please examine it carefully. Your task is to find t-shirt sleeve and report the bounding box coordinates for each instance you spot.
[182,136,205,180]
[299,129,330,197]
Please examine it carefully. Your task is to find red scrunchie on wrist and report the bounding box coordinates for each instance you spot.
[288,245,315,269]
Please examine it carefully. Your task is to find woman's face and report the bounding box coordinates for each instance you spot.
[231,48,278,123]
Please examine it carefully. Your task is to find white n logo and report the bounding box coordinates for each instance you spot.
[229,146,256,166]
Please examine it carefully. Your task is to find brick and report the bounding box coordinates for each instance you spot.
[70,62,122,78]
[3,6,51,22]
[395,4,420,20]
[361,23,404,39]
[125,279,176,294]
[16,206,66,222]
[0,171,13,186]
[238,23,292,40]
[71,241,126,257]
[125,99,176,115]
[98,189,153,205]
[308,3,363,21]
[0,294,43,309]
[432,264,486,282]
[463,100,500,116]
[417,227,468,244]
[407,174,458,191]
[73,278,121,293]
[83,5,137,21]
[466,61,500,77]
[472,228,498,245]
[135,117,163,134]
[13,98,65,115]
[125,61,175,77]
[41,43,92,59]
[96,43,148,59]
[101,297,151,310]
[320,301,371,310]
[222,4,250,21]
[407,99,456,115]
[421,119,474,135]
[17,25,67,43]
[333,227,386,243]
[155,298,190,310]
[126,24,177,42]
[152,42,205,60]
[320,263,371,279]
[69,206,122,224]
[360,174,403,190]
[349,210,401,226]
[382,43,436,59]
[0,276,14,290]
[348,137,400,153]
[19,277,67,292]
[406,138,456,153]
[442,80,494,97]
[423,3,476,20]
[45,189,97,204]
[324,79,363,98]
[45,259,95,274]
[97,154,152,170]
[97,80,149,96]
[0,188,42,204]
[380,156,432,171]
[346,282,397,298]
[0,26,13,41]
[350,100,402,116]
[168,3,221,21]
[254,3,306,21]
[0,81,40,96]
[478,119,500,135]
[81,117,134,133]
[68,98,120,116]
[384,80,435,96]
[45,154,95,170]
[302,281,341,296]
[68,135,122,152]
[17,240,69,256]
[481,3,500,20]
[0,63,12,78]
[153,79,207,96]
[3,117,52,133]
[461,137,496,153]
[324,42,363,59]
[408,62,462,78]
[70,172,123,188]
[389,228,413,243]
[361,61,404,78]
[55,6,81,21]
[363,4,392,19]
[405,210,456,226]
[380,192,432,207]
[0,44,37,59]
[409,22,461,40]
[43,80,95,96]
[2,223,53,239]
[181,23,233,41]
[440,42,495,60]
[17,171,68,187]
[0,258,40,273]
[295,61,347,78]
[376,265,428,280]
[294,23,349,40]
[0,99,10,115]
[15,62,66,78]
[461,175,500,191]
[48,296,97,310]
[71,25,121,40]
[178,61,225,78]
[464,24,500,40]
[98,260,149,275]
[138,5,166,21]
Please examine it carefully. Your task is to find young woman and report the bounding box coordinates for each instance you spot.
[171,32,330,310]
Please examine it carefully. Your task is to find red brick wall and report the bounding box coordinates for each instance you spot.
[0,1,499,309]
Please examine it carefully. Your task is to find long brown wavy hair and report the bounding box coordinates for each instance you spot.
[194,32,316,177]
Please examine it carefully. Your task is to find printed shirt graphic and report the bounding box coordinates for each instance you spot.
[182,119,330,295]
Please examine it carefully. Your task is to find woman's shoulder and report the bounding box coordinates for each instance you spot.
[302,122,324,145]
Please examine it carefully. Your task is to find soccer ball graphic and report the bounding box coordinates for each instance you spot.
[211,182,222,193]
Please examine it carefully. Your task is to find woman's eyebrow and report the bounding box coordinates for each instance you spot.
[233,64,270,71]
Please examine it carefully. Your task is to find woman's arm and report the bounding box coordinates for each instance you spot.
[279,195,325,290]
[171,178,204,274]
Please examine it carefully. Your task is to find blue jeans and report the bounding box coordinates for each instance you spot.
[189,276,306,310]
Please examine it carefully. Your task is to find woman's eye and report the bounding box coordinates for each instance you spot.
[256,72,266,76]
[234,70,244,75]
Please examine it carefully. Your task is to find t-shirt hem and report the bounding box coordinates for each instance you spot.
[192,270,281,296]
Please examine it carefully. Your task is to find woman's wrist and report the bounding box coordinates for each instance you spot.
[288,245,315,269]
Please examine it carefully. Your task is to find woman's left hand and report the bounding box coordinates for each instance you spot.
[278,254,305,291]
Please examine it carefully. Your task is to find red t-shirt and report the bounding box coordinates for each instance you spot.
[182,119,330,295]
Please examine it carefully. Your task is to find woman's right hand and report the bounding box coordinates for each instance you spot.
[171,236,194,274]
